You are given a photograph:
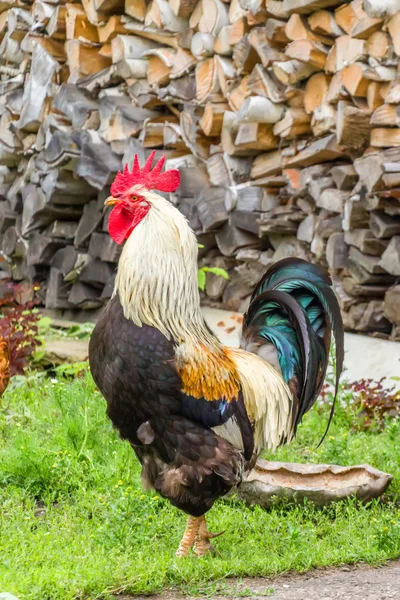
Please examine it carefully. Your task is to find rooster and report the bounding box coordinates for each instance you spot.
[0,336,10,398]
[89,152,344,557]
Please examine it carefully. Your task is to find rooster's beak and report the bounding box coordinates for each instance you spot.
[104,196,119,206]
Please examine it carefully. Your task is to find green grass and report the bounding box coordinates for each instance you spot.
[0,371,399,600]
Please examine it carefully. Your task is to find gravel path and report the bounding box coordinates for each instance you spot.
[126,561,400,600]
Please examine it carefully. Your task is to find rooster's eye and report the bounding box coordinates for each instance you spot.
[131,195,138,201]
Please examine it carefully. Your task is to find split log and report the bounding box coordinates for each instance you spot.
[178,197,202,231]
[74,200,104,248]
[347,258,394,286]
[0,204,17,234]
[379,236,400,275]
[304,73,330,113]
[387,11,400,56]
[261,20,286,48]
[247,27,286,67]
[16,44,60,132]
[342,196,369,231]
[66,5,99,42]
[316,188,348,213]
[125,0,147,21]
[297,214,317,243]
[273,108,312,138]
[308,9,344,36]
[177,166,210,198]
[344,228,388,256]
[236,186,279,212]
[51,247,79,276]
[285,13,333,45]
[170,0,197,18]
[384,285,400,325]
[88,231,121,262]
[195,57,220,104]
[199,103,229,136]
[2,226,25,258]
[68,281,103,309]
[283,133,347,168]
[251,150,282,179]
[273,60,318,85]
[335,35,366,70]
[326,232,348,269]
[0,0,397,335]
[363,0,398,19]
[366,31,393,61]
[26,234,65,267]
[349,246,387,274]
[237,96,285,124]
[343,278,389,298]
[79,257,115,287]
[311,102,337,135]
[205,256,230,300]
[111,34,157,62]
[284,0,345,15]
[370,211,400,239]
[331,164,358,190]
[336,101,371,151]
[190,32,215,59]
[46,268,73,310]
[370,104,400,127]
[197,188,228,231]
[371,129,400,148]
[285,39,328,69]
[232,34,259,73]
[215,222,260,256]
[198,0,229,37]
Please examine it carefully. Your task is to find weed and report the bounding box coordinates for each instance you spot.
[198,267,229,291]
[0,282,41,376]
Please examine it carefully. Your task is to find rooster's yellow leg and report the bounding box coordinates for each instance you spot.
[176,516,201,557]
[194,515,224,556]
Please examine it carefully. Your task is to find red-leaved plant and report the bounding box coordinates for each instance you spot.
[0,282,41,376]
[351,378,400,430]
[319,377,400,431]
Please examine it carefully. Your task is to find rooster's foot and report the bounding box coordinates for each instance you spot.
[194,516,224,557]
[176,515,224,557]
[176,516,200,557]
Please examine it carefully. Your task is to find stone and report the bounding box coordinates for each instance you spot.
[238,459,393,508]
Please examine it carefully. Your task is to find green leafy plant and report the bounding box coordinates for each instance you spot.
[38,316,95,341]
[198,266,229,291]
[53,361,89,378]
[197,242,229,291]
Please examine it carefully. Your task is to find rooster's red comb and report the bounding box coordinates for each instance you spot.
[110,151,180,197]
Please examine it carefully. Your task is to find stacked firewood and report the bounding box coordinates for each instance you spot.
[0,0,399,339]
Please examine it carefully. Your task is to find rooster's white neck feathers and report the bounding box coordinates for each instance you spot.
[114,192,216,346]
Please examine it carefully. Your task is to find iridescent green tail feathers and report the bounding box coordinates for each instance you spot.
[241,257,344,438]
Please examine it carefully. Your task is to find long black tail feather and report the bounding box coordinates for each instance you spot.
[242,258,344,440]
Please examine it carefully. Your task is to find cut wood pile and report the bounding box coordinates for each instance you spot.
[0,0,399,339]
